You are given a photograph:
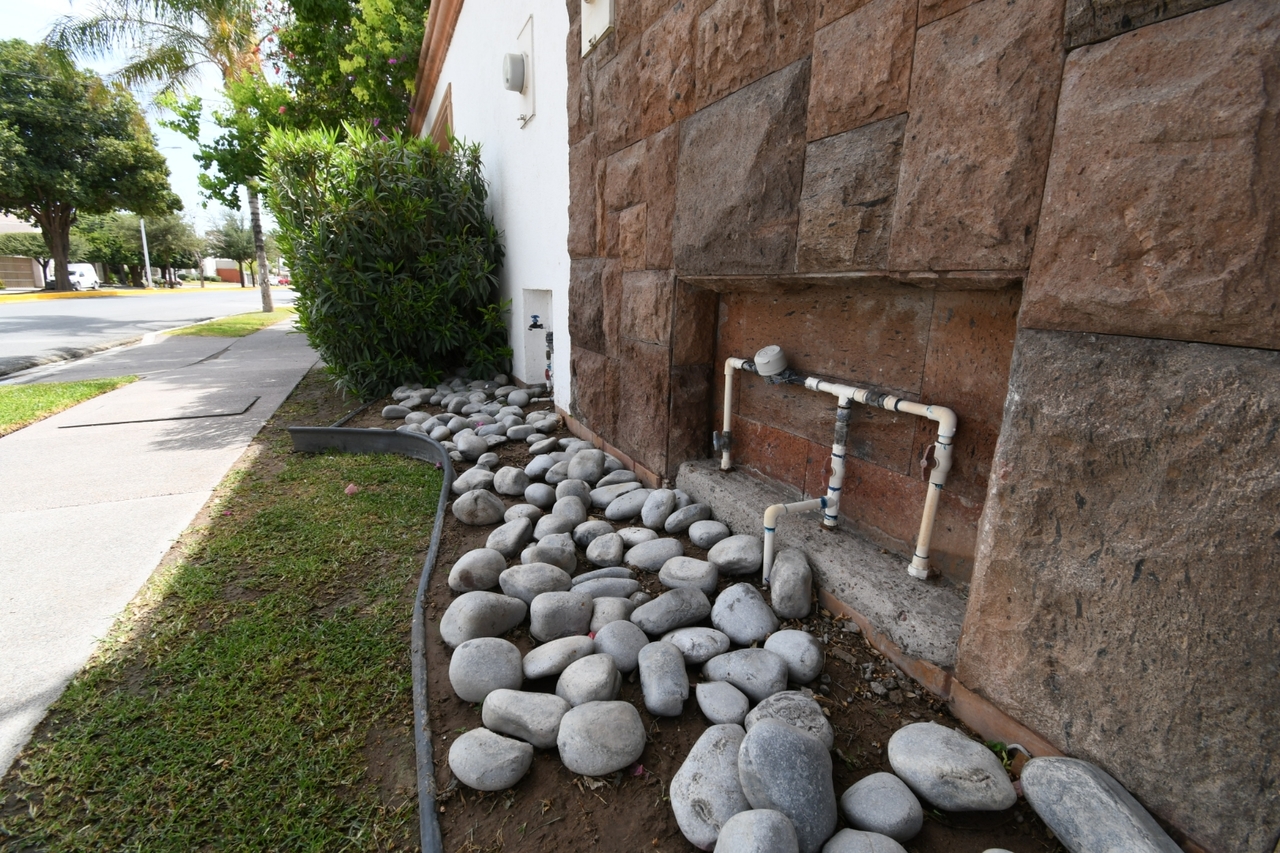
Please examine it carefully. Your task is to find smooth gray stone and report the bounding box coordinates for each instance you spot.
[507,424,539,441]
[493,466,531,496]
[586,532,625,568]
[602,452,622,472]
[519,544,540,566]
[1020,757,1183,853]
[671,724,751,849]
[641,489,678,530]
[562,438,593,453]
[567,448,607,484]
[533,513,576,540]
[617,527,660,547]
[574,577,641,599]
[715,809,800,853]
[449,637,523,703]
[530,436,559,455]
[574,566,635,585]
[638,641,689,716]
[549,451,571,464]
[481,689,571,750]
[631,587,711,635]
[703,649,789,703]
[709,534,765,576]
[504,502,543,523]
[557,701,645,777]
[659,556,718,595]
[590,597,638,633]
[507,389,531,407]
[674,489,693,509]
[440,592,527,648]
[689,519,732,549]
[382,404,410,419]
[483,434,508,449]
[447,415,471,433]
[529,532,577,573]
[456,433,488,461]
[712,583,780,646]
[486,517,534,558]
[839,773,923,843]
[605,488,653,522]
[593,616,648,671]
[430,425,452,442]
[447,396,467,414]
[764,631,825,684]
[770,549,813,619]
[455,484,504,525]
[625,537,685,572]
[595,469,639,488]
[556,653,621,706]
[523,482,557,509]
[476,452,500,469]
[529,590,593,642]
[451,467,495,496]
[552,496,588,526]
[696,681,750,726]
[404,410,432,424]
[574,519,616,549]
[555,478,593,505]
[821,829,908,853]
[448,548,507,592]
[665,503,712,534]
[523,635,596,679]
[448,728,533,792]
[590,481,643,509]
[525,454,557,480]
[630,590,653,606]
[738,720,837,853]
[477,422,507,438]
[663,627,732,664]
[395,423,424,435]
[498,563,573,605]
[886,723,1016,812]
[544,460,571,484]
[745,691,834,749]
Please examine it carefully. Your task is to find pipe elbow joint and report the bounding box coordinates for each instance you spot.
[763,503,785,527]
[930,405,958,439]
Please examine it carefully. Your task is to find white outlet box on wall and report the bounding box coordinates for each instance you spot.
[580,0,614,57]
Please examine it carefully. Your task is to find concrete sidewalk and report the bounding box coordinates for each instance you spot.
[0,322,318,778]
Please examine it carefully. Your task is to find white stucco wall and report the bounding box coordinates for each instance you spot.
[422,0,572,412]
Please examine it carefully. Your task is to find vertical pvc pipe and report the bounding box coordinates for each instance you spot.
[720,358,745,471]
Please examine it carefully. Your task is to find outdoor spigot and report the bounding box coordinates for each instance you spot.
[528,314,543,330]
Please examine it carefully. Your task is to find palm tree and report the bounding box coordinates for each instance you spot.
[48,0,275,311]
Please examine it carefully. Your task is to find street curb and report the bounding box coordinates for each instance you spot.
[0,336,147,379]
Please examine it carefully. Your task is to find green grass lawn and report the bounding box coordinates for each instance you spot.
[0,377,138,437]
[0,372,437,852]
[168,307,296,337]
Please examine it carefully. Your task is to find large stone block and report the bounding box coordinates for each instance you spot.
[569,258,607,353]
[888,0,1065,271]
[619,204,648,271]
[958,328,1280,853]
[807,0,915,141]
[671,280,719,365]
[639,0,697,138]
[621,269,674,345]
[604,141,647,213]
[601,259,623,357]
[1064,0,1233,49]
[571,346,620,437]
[645,124,679,270]
[568,134,598,259]
[674,60,810,275]
[667,364,714,476]
[797,114,907,271]
[729,416,812,493]
[1021,0,1280,350]
[594,39,643,157]
[616,338,672,474]
[695,0,814,110]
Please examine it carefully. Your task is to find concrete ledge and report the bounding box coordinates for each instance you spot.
[676,458,966,668]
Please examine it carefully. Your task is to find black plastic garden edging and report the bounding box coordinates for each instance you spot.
[287,426,454,853]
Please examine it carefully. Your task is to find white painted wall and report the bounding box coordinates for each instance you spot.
[422,0,572,411]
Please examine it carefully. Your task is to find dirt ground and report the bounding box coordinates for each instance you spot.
[341,394,1066,853]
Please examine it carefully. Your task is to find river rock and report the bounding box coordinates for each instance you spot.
[528,532,577,573]
[744,691,834,749]
[455,433,489,462]
[552,496,588,526]
[641,489,678,530]
[481,689,571,750]
[770,549,813,619]
[382,404,410,419]
[476,452,499,468]
[590,597,637,633]
[544,460,571,484]
[689,519,732,549]
[525,454,556,480]
[533,513,576,540]
[715,809,800,853]
[448,728,533,791]
[605,488,653,522]
[449,637,523,703]
[595,469,639,487]
[631,587,712,635]
[763,630,825,683]
[738,720,838,853]
[556,653,621,706]
[486,517,534,558]
[586,532,625,567]
[487,466,526,496]
[821,829,907,853]
[557,700,645,776]
[838,773,923,842]
[506,388,531,407]
[1019,757,1183,853]
[630,590,653,606]
[573,519,615,549]
[660,556,719,595]
[563,448,603,484]
[663,627,732,664]
[671,724,751,849]
[638,641,689,716]
[523,635,596,679]
[430,425,452,442]
[440,591,527,648]
[555,478,593,505]
[498,563,573,604]
[573,577,641,599]
[529,590,593,641]
[448,548,507,592]
[574,566,634,585]
[590,481,642,508]
[665,503,712,533]
[886,722,1016,812]
[625,537,685,572]
[452,489,505,526]
[451,466,494,496]
[703,649,789,703]
[709,535,765,576]
[504,503,542,525]
[618,527,660,547]
[696,681,750,725]
[522,482,556,509]
[712,583,780,646]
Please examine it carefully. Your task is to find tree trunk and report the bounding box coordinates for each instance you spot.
[237,260,245,285]
[247,182,274,313]
[34,202,74,291]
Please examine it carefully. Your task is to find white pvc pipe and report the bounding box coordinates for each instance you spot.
[720,357,747,470]
[762,498,825,583]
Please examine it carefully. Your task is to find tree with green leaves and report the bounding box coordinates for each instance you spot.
[207,212,256,286]
[0,40,180,290]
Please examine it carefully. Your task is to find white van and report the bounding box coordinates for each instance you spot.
[67,263,101,291]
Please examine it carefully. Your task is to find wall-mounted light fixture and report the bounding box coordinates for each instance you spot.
[581,0,614,57]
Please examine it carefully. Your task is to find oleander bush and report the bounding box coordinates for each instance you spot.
[264,125,509,400]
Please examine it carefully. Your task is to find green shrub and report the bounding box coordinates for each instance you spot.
[263,125,509,400]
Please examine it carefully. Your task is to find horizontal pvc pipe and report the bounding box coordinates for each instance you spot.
[762,498,825,582]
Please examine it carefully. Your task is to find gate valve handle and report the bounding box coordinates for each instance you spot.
[920,444,938,481]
